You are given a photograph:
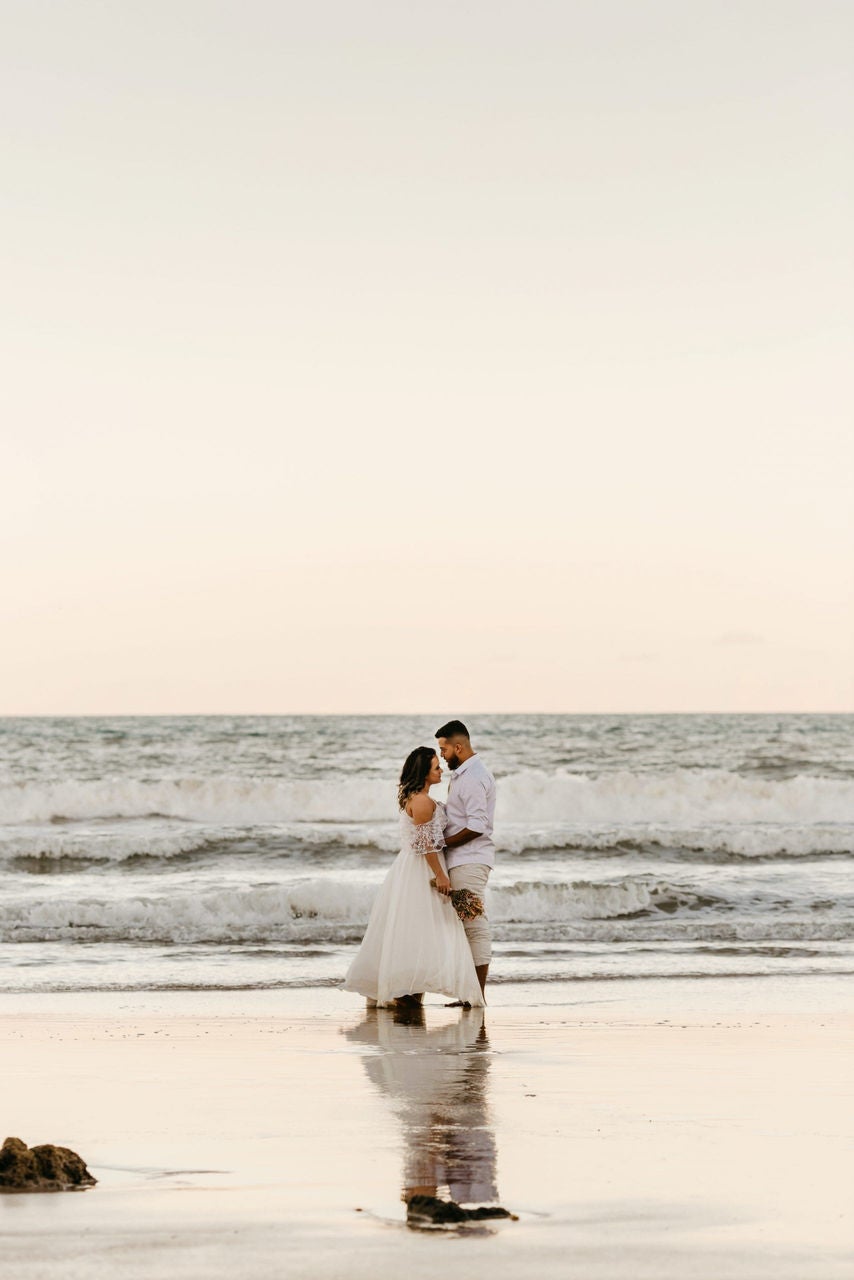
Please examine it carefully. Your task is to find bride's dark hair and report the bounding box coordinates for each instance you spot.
[398,746,438,810]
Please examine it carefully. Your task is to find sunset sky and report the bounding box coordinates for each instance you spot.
[4,1,852,714]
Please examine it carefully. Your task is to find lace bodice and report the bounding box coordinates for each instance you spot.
[400,801,446,855]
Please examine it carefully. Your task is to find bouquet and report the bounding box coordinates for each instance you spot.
[430,879,485,922]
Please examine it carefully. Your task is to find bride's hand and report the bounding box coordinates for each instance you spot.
[434,873,452,897]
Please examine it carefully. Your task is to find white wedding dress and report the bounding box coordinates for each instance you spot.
[342,801,484,1007]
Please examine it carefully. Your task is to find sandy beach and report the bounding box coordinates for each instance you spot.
[2,975,852,1279]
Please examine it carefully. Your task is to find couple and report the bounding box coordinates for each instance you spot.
[343,720,496,1009]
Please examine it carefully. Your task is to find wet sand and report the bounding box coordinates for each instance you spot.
[2,977,852,1278]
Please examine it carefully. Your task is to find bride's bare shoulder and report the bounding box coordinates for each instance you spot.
[406,793,437,824]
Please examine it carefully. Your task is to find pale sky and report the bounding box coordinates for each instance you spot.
[3,1,852,714]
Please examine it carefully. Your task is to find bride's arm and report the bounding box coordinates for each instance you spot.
[408,794,451,895]
[424,850,451,892]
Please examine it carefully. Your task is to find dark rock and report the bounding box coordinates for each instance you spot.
[0,1137,97,1192]
[406,1193,516,1225]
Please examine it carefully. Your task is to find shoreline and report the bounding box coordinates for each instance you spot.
[3,966,852,1009]
[5,960,854,998]
[2,976,853,1278]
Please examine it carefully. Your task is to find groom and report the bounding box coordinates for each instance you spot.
[435,720,496,999]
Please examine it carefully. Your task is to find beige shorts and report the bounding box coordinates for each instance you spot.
[448,863,492,967]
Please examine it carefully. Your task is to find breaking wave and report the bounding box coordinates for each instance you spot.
[2,769,853,827]
[2,874,849,946]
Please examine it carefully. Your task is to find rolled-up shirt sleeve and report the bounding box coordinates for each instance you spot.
[461,776,489,834]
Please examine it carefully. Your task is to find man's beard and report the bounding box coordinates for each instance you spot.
[447,755,461,770]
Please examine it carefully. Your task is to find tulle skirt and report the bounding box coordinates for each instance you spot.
[342,848,484,1007]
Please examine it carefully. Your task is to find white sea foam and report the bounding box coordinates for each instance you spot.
[1,881,378,943]
[0,777,394,825]
[254,818,854,860]
[492,878,717,921]
[2,874,848,945]
[1,828,222,862]
[2,769,851,828]
[495,823,854,858]
[499,769,854,826]
[2,817,850,865]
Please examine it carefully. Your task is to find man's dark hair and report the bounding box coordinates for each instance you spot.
[435,719,470,740]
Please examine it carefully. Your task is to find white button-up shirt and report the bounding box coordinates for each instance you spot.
[444,754,496,870]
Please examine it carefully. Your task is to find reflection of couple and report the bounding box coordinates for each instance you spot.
[343,721,496,1008]
[345,1004,498,1206]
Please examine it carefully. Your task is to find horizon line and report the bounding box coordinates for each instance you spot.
[1,709,851,720]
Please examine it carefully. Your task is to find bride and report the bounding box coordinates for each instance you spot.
[342,746,484,1008]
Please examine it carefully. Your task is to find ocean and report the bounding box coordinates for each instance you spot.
[1,714,852,994]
